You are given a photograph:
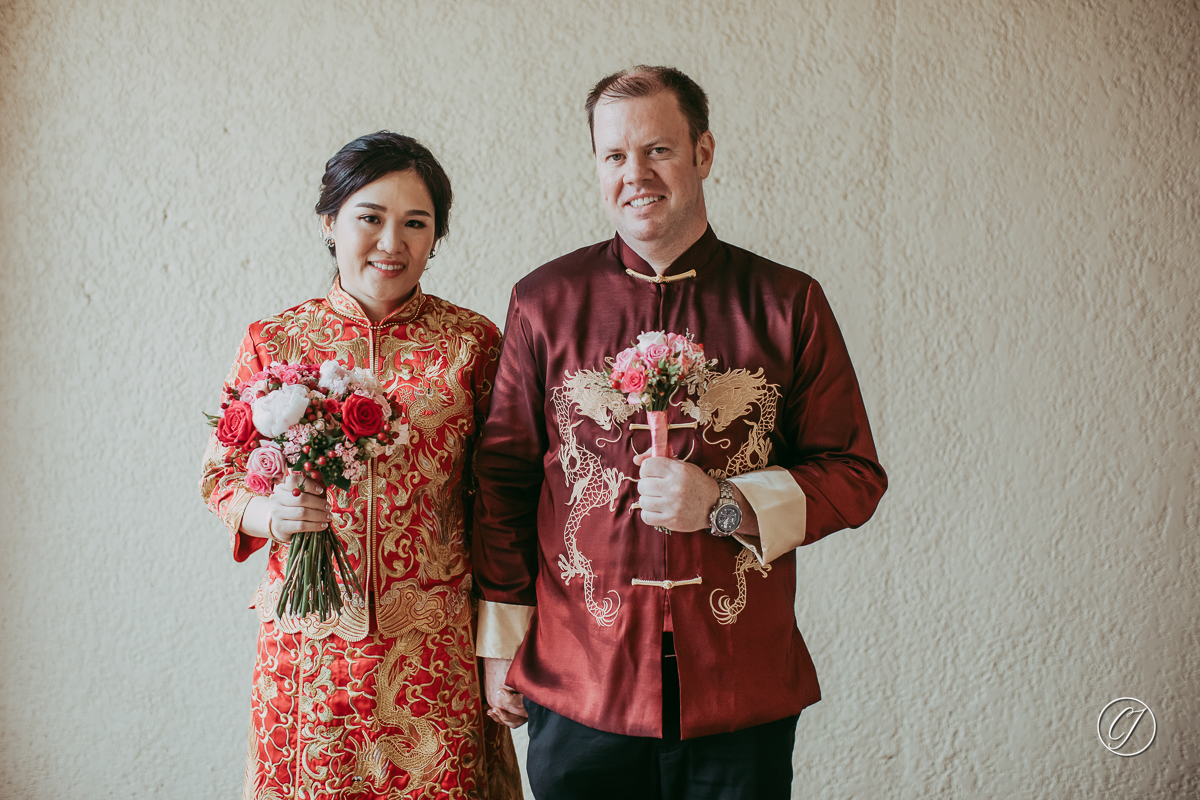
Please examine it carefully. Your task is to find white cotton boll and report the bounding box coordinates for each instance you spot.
[252,384,311,437]
[319,360,350,394]
[350,367,379,392]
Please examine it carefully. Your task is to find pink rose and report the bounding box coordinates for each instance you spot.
[643,343,671,362]
[246,442,286,494]
[239,371,268,394]
[277,364,307,384]
[619,367,647,394]
[612,347,639,372]
[245,471,275,495]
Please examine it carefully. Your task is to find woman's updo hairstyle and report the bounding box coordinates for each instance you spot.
[315,131,453,257]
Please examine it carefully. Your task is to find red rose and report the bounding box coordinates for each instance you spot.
[341,393,386,439]
[216,400,258,448]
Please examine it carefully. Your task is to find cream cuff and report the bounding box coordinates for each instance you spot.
[476,601,535,660]
[728,466,807,566]
[225,486,254,539]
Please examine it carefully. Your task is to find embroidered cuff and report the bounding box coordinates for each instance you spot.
[477,601,535,659]
[728,466,807,566]
[223,487,255,542]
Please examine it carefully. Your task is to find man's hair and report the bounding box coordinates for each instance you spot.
[585,65,710,152]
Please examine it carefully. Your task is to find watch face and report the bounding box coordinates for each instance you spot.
[715,504,742,533]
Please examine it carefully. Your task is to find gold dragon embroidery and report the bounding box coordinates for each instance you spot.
[553,365,782,628]
[688,368,781,625]
[224,296,507,799]
[552,370,634,627]
[346,581,471,791]
[709,548,772,625]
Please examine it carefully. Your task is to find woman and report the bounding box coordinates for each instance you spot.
[200,132,521,799]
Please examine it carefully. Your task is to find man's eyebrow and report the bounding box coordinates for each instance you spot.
[352,201,432,217]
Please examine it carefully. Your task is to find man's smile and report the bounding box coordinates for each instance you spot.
[628,195,664,208]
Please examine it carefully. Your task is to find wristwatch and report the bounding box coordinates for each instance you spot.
[709,479,742,537]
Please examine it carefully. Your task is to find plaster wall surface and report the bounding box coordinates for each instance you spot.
[0,1,1196,797]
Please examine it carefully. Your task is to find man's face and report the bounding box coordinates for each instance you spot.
[593,92,715,255]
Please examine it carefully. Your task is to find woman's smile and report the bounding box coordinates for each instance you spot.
[322,169,436,321]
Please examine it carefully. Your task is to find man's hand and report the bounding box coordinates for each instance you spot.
[634,454,721,532]
[482,657,528,729]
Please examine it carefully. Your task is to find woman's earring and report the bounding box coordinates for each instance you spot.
[428,247,438,259]
[323,234,335,248]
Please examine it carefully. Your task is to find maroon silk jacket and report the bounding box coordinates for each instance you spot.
[473,228,887,739]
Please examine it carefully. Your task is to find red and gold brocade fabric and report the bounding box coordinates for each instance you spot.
[200,279,520,799]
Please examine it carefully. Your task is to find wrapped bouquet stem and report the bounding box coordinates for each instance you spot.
[645,410,673,459]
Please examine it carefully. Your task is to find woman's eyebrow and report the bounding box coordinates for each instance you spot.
[353,201,431,217]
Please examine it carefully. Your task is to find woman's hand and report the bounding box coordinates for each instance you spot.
[482,657,528,729]
[240,472,330,544]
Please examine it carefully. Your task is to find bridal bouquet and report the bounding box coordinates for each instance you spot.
[207,360,409,621]
[605,331,709,458]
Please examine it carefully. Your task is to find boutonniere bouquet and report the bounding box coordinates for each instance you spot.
[207,360,409,622]
[605,331,710,458]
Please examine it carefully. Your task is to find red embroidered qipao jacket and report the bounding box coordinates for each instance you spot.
[201,280,519,799]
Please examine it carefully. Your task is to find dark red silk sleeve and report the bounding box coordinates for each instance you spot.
[472,287,545,606]
[782,280,888,544]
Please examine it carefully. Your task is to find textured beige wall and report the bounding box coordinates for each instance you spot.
[1,0,1196,797]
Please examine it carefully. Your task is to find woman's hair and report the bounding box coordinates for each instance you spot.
[315,131,453,258]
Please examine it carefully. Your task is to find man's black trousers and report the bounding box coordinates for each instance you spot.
[523,634,800,800]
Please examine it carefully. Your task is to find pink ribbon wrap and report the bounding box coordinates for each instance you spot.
[647,410,673,459]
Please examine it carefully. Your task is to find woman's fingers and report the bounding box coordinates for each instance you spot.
[273,479,329,509]
[268,476,331,538]
[271,511,330,537]
[279,471,327,496]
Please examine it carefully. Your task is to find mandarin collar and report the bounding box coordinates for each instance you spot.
[615,225,720,282]
[326,276,426,325]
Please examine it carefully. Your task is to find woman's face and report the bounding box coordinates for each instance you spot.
[322,169,437,321]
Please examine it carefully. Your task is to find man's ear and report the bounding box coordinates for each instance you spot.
[696,130,715,178]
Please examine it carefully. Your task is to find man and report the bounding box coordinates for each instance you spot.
[472,65,887,799]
